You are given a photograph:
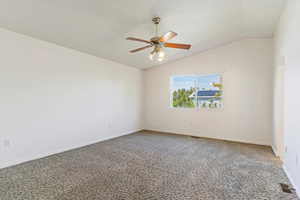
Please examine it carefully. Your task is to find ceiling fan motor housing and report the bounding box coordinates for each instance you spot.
[150,36,161,45]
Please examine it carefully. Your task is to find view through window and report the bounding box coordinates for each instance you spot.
[170,74,223,108]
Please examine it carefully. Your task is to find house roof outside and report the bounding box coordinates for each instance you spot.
[197,90,220,97]
[189,90,221,98]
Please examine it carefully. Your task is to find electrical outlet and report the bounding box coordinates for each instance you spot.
[3,139,10,148]
[107,121,112,129]
[280,56,286,66]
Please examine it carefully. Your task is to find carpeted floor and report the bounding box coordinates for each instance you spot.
[0,131,298,200]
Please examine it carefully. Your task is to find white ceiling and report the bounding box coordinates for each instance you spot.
[0,0,285,69]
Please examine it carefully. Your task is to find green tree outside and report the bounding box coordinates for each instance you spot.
[172,88,195,108]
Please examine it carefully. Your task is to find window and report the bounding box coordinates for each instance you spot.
[170,74,223,109]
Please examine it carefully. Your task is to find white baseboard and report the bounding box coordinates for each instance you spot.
[271,145,279,157]
[283,165,300,198]
[143,129,270,146]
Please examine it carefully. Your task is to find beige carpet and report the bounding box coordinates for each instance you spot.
[0,131,298,200]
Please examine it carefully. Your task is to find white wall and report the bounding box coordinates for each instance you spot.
[144,39,274,146]
[0,28,143,169]
[273,63,285,158]
[274,0,300,195]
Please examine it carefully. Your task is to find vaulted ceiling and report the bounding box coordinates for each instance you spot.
[0,0,285,69]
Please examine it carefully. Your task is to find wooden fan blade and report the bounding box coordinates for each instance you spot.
[126,37,151,44]
[129,45,153,53]
[164,43,191,50]
[159,31,177,42]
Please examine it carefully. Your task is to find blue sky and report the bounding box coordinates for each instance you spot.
[171,74,221,91]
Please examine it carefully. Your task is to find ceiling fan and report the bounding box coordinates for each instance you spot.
[126,17,192,62]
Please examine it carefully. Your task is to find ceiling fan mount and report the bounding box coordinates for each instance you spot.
[126,16,192,62]
[152,16,161,25]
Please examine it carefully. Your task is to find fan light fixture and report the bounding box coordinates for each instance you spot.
[149,47,165,62]
[126,17,191,62]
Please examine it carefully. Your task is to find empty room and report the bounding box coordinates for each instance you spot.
[0,0,299,199]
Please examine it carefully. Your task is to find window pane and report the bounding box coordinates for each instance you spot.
[196,74,222,109]
[171,76,196,108]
